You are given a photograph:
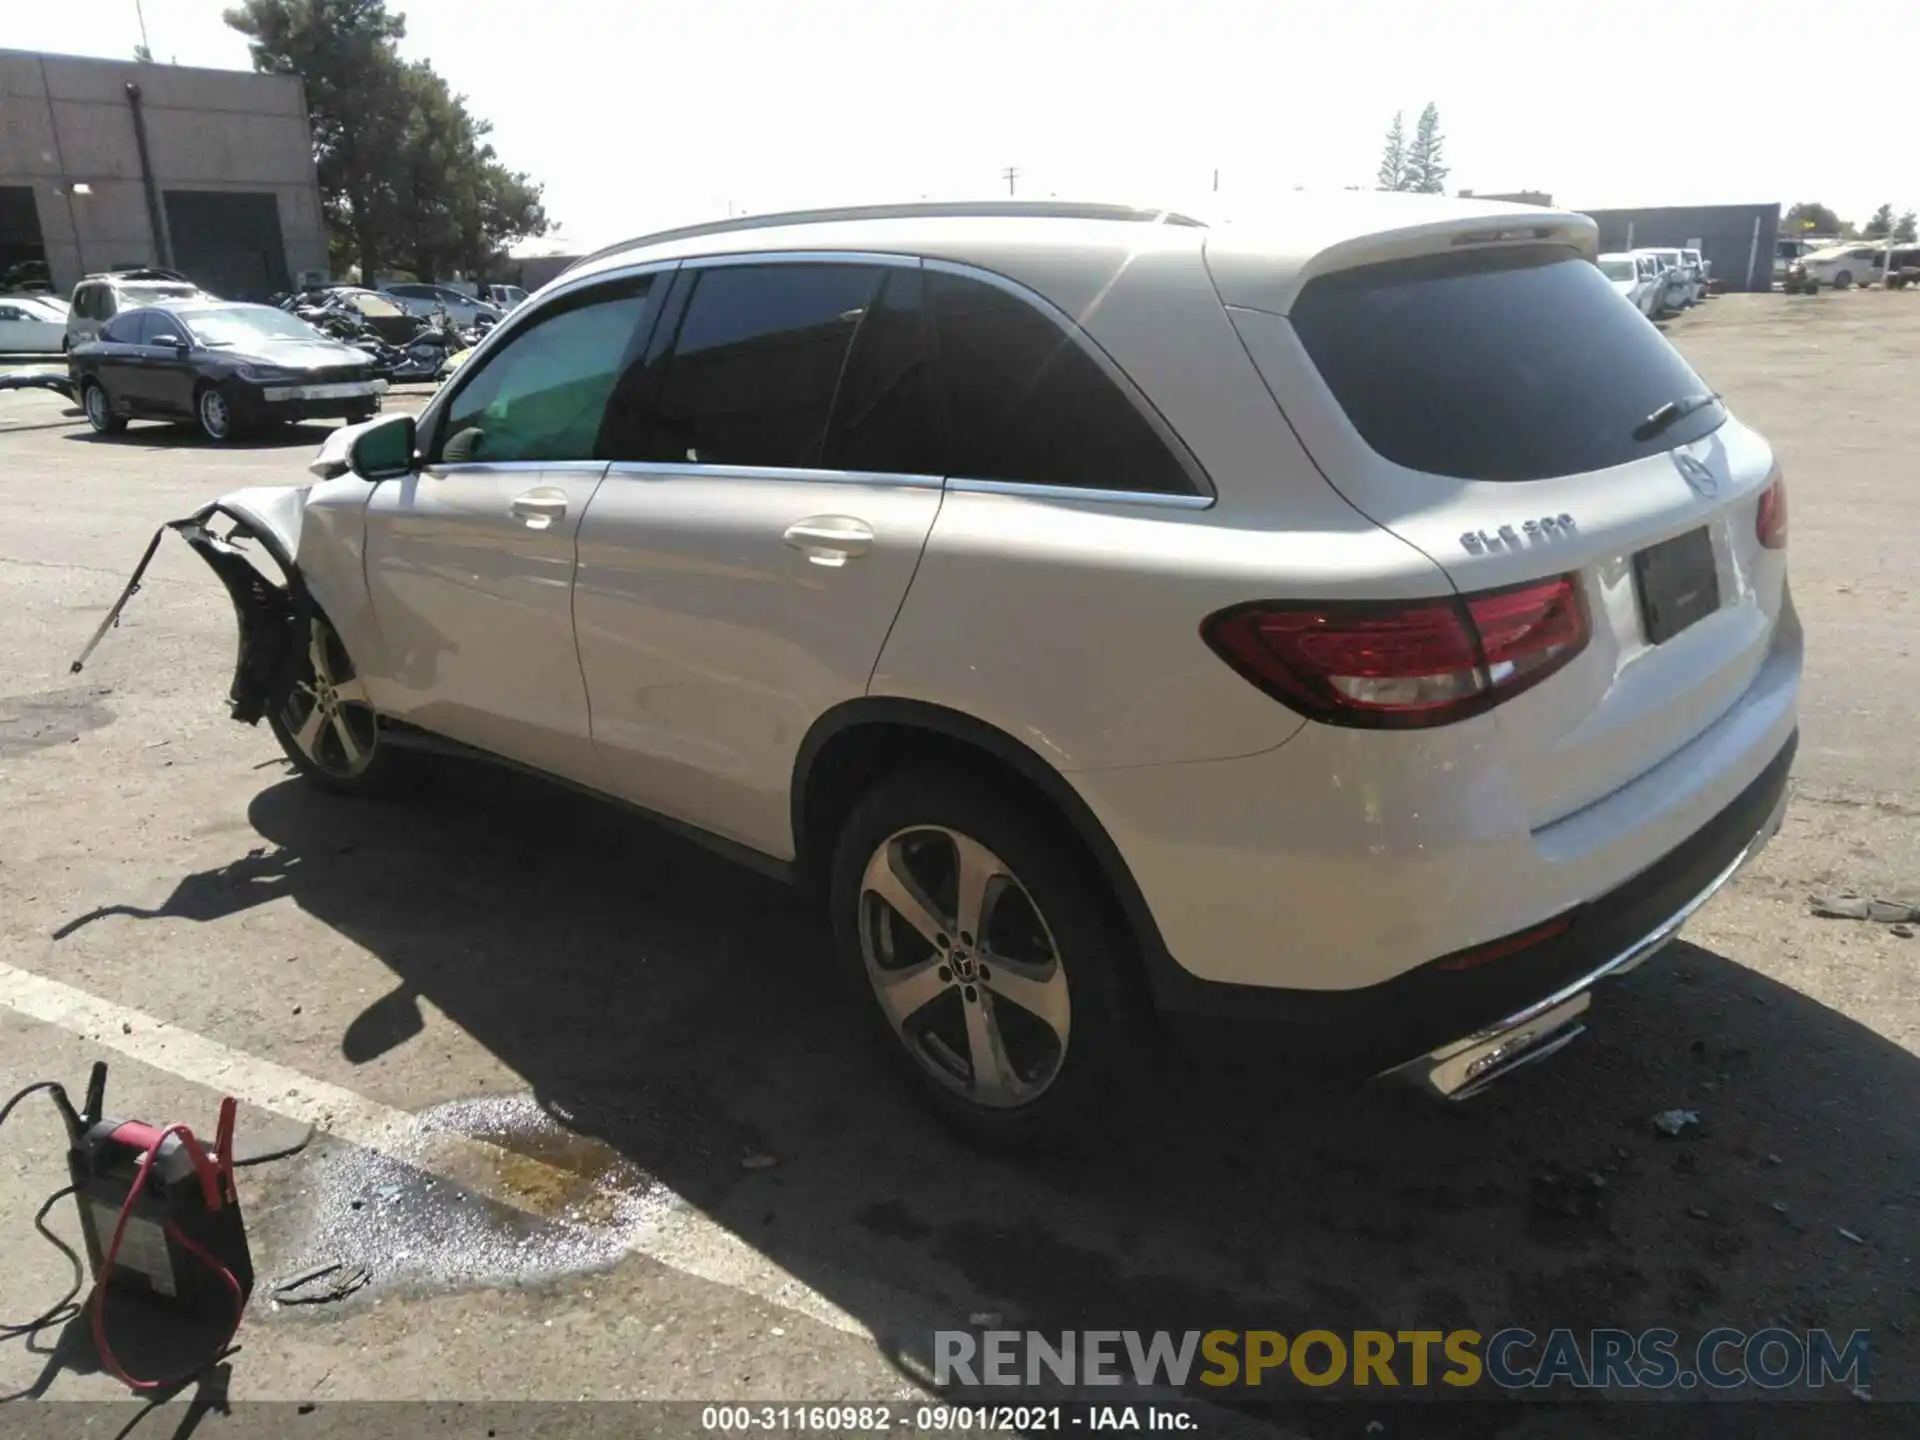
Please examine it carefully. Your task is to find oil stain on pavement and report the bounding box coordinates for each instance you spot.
[256,1093,678,1309]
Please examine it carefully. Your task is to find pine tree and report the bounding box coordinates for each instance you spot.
[1897,211,1918,244]
[1863,203,1894,238]
[1376,112,1408,192]
[1407,103,1448,195]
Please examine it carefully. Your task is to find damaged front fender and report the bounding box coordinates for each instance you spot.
[72,490,318,726]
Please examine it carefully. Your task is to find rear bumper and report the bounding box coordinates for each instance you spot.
[1147,729,1794,1081]
[1386,742,1790,1097]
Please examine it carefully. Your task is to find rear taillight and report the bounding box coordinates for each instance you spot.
[1757,474,1788,550]
[1201,577,1589,729]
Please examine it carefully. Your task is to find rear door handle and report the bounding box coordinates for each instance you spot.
[784,516,873,566]
[510,489,568,529]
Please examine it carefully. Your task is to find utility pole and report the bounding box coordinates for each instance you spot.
[134,0,152,57]
[1212,168,1219,193]
[1002,166,1019,196]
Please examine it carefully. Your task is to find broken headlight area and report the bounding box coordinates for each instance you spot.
[72,503,315,726]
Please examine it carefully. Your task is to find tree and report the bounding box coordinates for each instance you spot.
[1897,211,1918,244]
[1376,112,1408,192]
[1784,201,1843,237]
[225,0,547,283]
[1407,103,1448,194]
[1863,203,1894,238]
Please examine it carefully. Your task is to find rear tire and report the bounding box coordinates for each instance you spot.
[827,766,1147,1148]
[82,380,125,435]
[266,615,410,797]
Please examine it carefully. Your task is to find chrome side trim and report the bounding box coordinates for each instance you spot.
[946,477,1215,510]
[600,461,944,490]
[1387,784,1788,1100]
[682,250,920,270]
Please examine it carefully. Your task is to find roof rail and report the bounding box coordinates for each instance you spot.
[562,200,1208,275]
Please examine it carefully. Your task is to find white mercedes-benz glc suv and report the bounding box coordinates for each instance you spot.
[93,196,1798,1145]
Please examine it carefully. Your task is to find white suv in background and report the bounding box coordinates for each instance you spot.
[103,197,1798,1145]
[64,268,206,349]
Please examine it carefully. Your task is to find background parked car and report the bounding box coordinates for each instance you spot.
[1598,252,1663,317]
[65,268,207,350]
[385,281,503,328]
[1876,244,1920,289]
[71,299,388,442]
[0,294,70,352]
[480,283,528,311]
[1682,247,1711,293]
[1636,247,1700,309]
[1794,244,1880,291]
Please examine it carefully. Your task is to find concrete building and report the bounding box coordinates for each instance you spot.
[1572,203,1782,293]
[0,49,327,299]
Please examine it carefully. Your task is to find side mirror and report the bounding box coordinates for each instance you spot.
[348,414,416,480]
[151,332,186,352]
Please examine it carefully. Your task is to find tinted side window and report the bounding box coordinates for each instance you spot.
[432,278,654,465]
[1291,245,1725,482]
[100,311,145,344]
[640,264,881,469]
[927,271,1194,494]
[820,267,938,475]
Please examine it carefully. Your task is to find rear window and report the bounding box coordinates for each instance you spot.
[1290,245,1725,483]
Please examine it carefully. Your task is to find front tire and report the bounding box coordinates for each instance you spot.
[1833,270,1853,290]
[828,767,1144,1147]
[196,384,237,442]
[82,380,125,434]
[266,615,406,797]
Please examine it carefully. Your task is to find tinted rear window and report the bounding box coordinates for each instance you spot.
[928,270,1196,494]
[1290,246,1725,482]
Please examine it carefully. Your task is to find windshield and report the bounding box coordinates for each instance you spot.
[176,306,327,346]
[1291,244,1726,483]
[350,292,407,317]
[1600,260,1634,281]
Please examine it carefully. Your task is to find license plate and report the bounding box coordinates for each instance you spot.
[1634,527,1719,644]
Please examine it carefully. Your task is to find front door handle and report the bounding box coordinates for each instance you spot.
[784,516,873,566]
[510,489,568,529]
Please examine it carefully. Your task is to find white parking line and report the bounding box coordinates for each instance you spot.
[0,960,870,1338]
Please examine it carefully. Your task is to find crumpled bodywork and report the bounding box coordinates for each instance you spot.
[72,487,318,726]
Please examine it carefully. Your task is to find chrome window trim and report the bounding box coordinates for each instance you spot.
[419,459,613,478]
[602,460,943,490]
[945,477,1214,509]
[676,250,921,271]
[919,256,1217,503]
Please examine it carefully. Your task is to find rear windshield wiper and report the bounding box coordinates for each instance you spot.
[1634,392,1720,442]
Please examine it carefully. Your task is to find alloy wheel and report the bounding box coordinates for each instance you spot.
[198,387,232,440]
[858,826,1071,1109]
[279,618,378,779]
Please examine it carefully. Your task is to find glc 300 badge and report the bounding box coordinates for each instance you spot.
[1461,514,1576,553]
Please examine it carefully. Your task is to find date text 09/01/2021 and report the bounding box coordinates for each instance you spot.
[700,1405,1194,1432]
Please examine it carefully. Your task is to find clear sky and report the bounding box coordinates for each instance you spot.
[11,0,1917,249]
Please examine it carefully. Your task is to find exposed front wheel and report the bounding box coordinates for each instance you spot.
[82,381,125,434]
[1833,270,1853,290]
[267,616,405,796]
[829,767,1143,1146]
[196,384,236,442]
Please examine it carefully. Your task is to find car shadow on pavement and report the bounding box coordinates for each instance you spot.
[51,756,1920,1421]
[61,422,342,451]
